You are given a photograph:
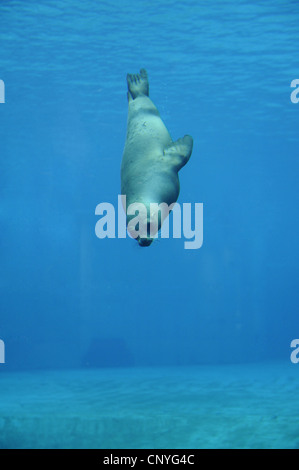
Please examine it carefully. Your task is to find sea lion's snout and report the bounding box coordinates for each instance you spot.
[137,236,154,247]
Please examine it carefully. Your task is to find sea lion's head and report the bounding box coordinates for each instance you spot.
[126,201,160,247]
[126,198,175,247]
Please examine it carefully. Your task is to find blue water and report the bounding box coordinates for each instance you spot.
[0,0,299,449]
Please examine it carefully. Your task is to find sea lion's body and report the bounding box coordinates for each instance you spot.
[121,69,193,246]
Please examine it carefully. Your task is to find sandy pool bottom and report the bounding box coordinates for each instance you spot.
[0,361,298,449]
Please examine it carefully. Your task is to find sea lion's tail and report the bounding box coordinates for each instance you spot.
[127,69,149,100]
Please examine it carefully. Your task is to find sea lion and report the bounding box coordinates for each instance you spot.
[121,68,193,246]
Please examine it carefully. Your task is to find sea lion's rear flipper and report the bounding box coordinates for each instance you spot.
[127,68,149,100]
[163,135,193,171]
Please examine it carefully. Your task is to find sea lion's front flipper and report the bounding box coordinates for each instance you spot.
[163,135,193,171]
